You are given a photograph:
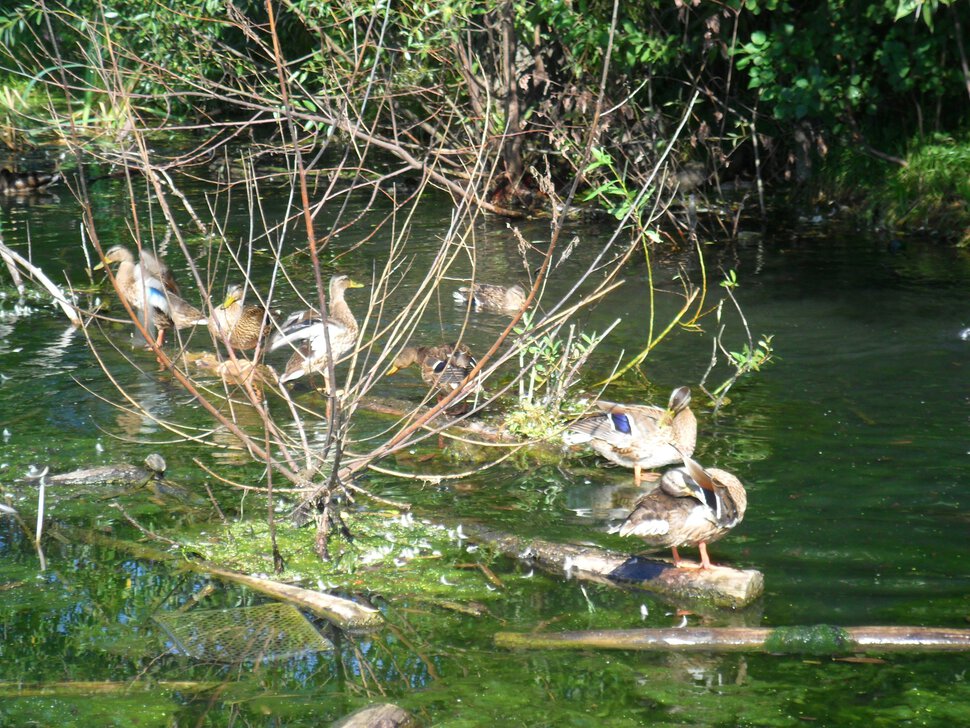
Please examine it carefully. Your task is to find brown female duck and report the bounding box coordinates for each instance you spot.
[269,274,364,387]
[0,168,61,195]
[453,282,527,315]
[388,342,480,413]
[617,455,747,569]
[563,386,697,485]
[96,245,206,346]
[209,284,269,354]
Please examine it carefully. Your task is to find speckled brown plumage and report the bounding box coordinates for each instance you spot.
[453,282,527,315]
[617,456,747,569]
[209,284,269,352]
[388,342,480,412]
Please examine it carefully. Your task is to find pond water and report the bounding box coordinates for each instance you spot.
[1,168,969,727]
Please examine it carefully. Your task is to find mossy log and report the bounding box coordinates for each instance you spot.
[0,680,221,698]
[495,625,970,653]
[462,522,762,609]
[359,394,519,443]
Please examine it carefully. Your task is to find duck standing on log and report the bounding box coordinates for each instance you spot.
[453,282,527,315]
[388,342,481,414]
[269,274,364,389]
[95,245,207,347]
[616,455,747,570]
[563,386,697,485]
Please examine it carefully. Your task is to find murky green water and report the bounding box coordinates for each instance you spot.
[1,170,969,726]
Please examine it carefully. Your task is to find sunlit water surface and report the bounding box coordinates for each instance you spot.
[1,171,969,726]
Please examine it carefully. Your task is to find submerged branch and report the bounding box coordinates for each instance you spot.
[0,242,82,325]
[65,527,383,630]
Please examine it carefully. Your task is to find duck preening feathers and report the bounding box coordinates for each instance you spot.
[617,455,747,569]
[388,342,481,413]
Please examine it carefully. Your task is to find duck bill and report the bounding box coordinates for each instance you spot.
[682,454,717,491]
[347,280,365,289]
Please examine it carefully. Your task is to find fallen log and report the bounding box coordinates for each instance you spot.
[495,625,970,653]
[332,703,419,728]
[0,680,221,698]
[64,527,383,631]
[462,522,762,609]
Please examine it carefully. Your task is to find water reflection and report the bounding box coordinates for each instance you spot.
[113,373,175,438]
[3,171,970,724]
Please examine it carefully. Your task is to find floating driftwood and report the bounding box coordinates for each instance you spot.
[332,703,419,728]
[0,241,82,325]
[495,625,970,654]
[462,522,762,609]
[66,528,382,631]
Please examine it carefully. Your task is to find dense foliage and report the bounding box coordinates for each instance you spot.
[0,0,967,232]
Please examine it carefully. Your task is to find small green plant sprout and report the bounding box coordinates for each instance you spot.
[699,270,775,412]
[581,147,643,221]
[505,311,614,440]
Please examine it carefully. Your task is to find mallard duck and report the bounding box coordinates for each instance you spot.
[0,168,61,195]
[138,248,180,296]
[453,282,527,315]
[96,245,207,346]
[269,274,364,386]
[388,342,480,413]
[563,386,696,485]
[617,455,747,569]
[208,284,269,353]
